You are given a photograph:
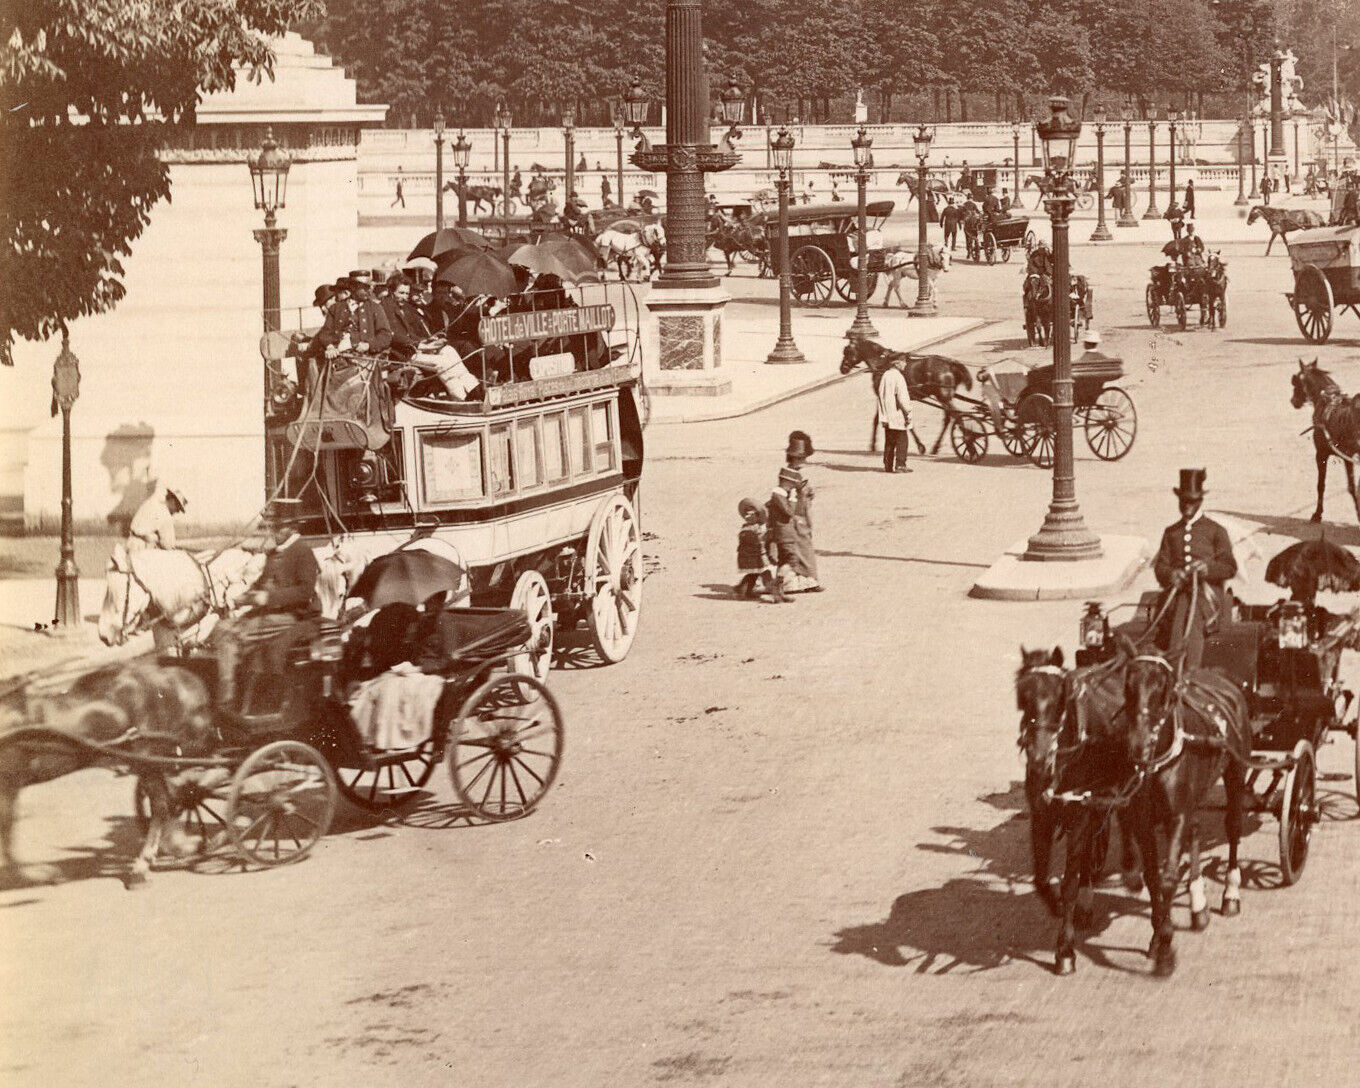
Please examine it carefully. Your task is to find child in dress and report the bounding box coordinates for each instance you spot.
[733,497,790,603]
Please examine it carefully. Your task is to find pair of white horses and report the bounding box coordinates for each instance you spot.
[594,223,665,282]
[879,244,951,307]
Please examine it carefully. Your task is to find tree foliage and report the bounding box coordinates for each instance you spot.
[0,0,323,365]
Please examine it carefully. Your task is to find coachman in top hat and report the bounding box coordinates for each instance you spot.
[1152,468,1237,668]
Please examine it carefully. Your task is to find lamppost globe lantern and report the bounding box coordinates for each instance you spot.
[451,131,471,170]
[770,127,794,172]
[851,125,873,169]
[433,109,446,141]
[1092,104,1107,125]
[721,77,745,129]
[1119,106,1133,124]
[562,108,575,134]
[1167,106,1180,124]
[248,127,291,215]
[912,123,934,163]
[624,80,649,132]
[1037,96,1081,178]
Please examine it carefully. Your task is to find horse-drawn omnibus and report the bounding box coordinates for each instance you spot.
[764,201,895,304]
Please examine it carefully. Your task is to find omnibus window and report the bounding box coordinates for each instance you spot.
[420,431,484,503]
[489,424,515,495]
[543,412,569,483]
[517,420,542,489]
[567,406,591,476]
[591,403,615,471]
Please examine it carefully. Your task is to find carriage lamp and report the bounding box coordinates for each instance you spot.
[248,127,291,218]
[1080,602,1110,649]
[1037,96,1080,181]
[624,80,649,136]
[1278,601,1309,649]
[721,77,745,137]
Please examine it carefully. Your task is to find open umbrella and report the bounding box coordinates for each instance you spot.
[1265,537,1360,597]
[408,227,496,262]
[504,241,601,283]
[636,189,658,201]
[349,549,467,610]
[434,251,520,297]
[535,232,601,263]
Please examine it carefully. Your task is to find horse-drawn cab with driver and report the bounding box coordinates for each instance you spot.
[764,201,894,304]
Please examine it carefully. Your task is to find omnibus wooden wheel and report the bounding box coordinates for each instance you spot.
[584,493,643,664]
[790,246,835,304]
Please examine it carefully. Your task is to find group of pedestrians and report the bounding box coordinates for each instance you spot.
[733,430,822,602]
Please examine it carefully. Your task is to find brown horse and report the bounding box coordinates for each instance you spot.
[840,339,973,455]
[1291,359,1360,523]
[707,218,768,276]
[1247,205,1325,255]
[0,662,217,888]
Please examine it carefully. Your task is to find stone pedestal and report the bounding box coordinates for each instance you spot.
[644,284,732,397]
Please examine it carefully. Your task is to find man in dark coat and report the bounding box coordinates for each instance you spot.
[381,276,431,360]
[1153,468,1237,669]
[940,198,961,251]
[1183,178,1196,218]
[346,272,394,355]
[211,509,321,710]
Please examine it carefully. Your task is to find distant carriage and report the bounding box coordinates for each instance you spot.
[763,201,895,304]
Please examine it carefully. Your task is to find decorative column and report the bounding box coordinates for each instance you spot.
[1142,118,1160,219]
[633,0,740,397]
[563,110,576,203]
[1167,108,1179,204]
[52,332,81,629]
[910,124,938,317]
[1090,106,1112,241]
[847,126,879,339]
[1235,118,1249,205]
[1119,111,1138,226]
[434,109,446,232]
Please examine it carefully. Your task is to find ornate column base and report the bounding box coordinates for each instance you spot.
[1141,204,1161,221]
[1023,504,1103,561]
[1090,223,1114,241]
[1117,214,1139,228]
[910,298,939,318]
[766,337,807,365]
[646,283,732,396]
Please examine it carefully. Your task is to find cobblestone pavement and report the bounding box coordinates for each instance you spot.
[3,235,1360,1087]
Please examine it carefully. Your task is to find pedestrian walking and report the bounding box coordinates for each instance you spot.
[1164,198,1185,240]
[941,198,960,251]
[601,175,612,207]
[1183,178,1195,218]
[127,487,187,551]
[1260,173,1273,206]
[391,167,406,208]
[831,179,842,202]
[876,355,913,473]
[767,431,821,593]
[732,498,790,603]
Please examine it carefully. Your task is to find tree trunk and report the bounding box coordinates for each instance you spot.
[960,93,969,122]
[945,88,953,122]
[932,87,940,122]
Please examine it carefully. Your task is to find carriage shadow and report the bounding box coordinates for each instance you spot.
[1225,336,1360,348]
[1216,509,1360,547]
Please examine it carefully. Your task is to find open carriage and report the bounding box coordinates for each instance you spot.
[968,214,1034,265]
[1023,272,1095,347]
[764,201,894,304]
[1076,593,1360,885]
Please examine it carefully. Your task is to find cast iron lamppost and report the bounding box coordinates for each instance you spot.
[1143,112,1161,220]
[766,128,806,365]
[1090,104,1112,241]
[910,124,937,317]
[52,331,81,629]
[613,108,627,208]
[1235,115,1249,205]
[1024,97,1101,562]
[563,108,576,205]
[248,128,291,498]
[433,109,446,231]
[1012,121,1023,202]
[621,80,650,209]
[1118,107,1138,226]
[452,131,471,227]
[495,103,513,242]
[847,126,879,339]
[1167,106,1179,202]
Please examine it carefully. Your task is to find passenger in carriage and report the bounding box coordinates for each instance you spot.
[344,271,394,356]
[381,274,432,361]
[424,281,465,335]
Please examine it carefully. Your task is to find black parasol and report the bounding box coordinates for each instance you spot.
[408,227,496,262]
[349,550,468,610]
[434,251,520,297]
[1265,537,1360,598]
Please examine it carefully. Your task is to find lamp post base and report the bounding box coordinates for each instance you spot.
[1234,193,1250,206]
[1089,223,1113,241]
[909,299,939,318]
[1142,205,1161,221]
[1023,504,1104,561]
[1117,214,1139,227]
[766,338,808,365]
[846,312,880,340]
[54,561,81,629]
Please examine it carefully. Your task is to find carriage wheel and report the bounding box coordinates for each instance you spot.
[1000,244,1012,263]
[134,771,233,864]
[1172,289,1188,330]
[1000,411,1033,457]
[509,569,555,682]
[1278,739,1317,886]
[790,246,835,304]
[448,674,563,822]
[1076,192,1095,212]
[584,493,643,664]
[331,736,441,813]
[1293,265,1334,343]
[1146,284,1161,327]
[225,740,337,867]
[1024,230,1037,250]
[1083,387,1138,461]
[949,414,989,463]
[1017,394,1056,469]
[984,233,997,264]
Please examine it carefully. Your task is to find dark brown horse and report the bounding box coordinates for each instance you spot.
[1247,205,1325,255]
[840,338,973,455]
[707,218,768,276]
[1073,645,1249,978]
[0,662,217,888]
[1291,359,1360,523]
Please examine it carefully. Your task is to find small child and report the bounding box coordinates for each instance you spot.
[733,497,790,603]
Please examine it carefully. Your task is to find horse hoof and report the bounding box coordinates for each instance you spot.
[1121,872,1144,893]
[1152,949,1177,978]
[122,869,149,890]
[1221,897,1241,918]
[1191,908,1211,932]
[1073,905,1095,930]
[1310,511,1323,523]
[1054,953,1076,976]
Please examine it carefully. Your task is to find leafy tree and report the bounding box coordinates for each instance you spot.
[0,0,324,366]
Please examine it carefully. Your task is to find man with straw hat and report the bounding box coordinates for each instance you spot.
[1152,468,1237,668]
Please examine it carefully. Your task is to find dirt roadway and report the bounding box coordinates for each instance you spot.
[3,237,1360,1087]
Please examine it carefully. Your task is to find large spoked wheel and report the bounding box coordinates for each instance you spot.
[1083,387,1138,461]
[509,569,555,682]
[134,771,234,865]
[1293,265,1334,343]
[448,674,564,821]
[1000,244,1013,263]
[949,414,989,463]
[1172,289,1187,330]
[1000,409,1033,457]
[1018,393,1056,469]
[331,737,441,814]
[1278,739,1317,886]
[584,493,643,664]
[1023,229,1037,250]
[983,233,997,264]
[1076,191,1095,211]
[1146,284,1161,327]
[790,245,835,304]
[225,741,337,867]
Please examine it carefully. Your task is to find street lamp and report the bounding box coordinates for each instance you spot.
[613,108,627,208]
[624,79,649,135]
[1235,115,1249,206]
[766,128,807,365]
[248,127,291,501]
[51,332,81,629]
[1167,106,1179,203]
[910,123,937,317]
[1118,106,1138,226]
[495,103,513,242]
[433,109,446,231]
[1142,111,1160,220]
[847,126,879,339]
[452,131,471,227]
[1011,121,1023,201]
[1090,104,1112,241]
[721,76,746,138]
[1024,97,1101,562]
[563,108,576,207]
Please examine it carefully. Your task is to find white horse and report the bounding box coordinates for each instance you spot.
[594,229,653,281]
[881,244,951,308]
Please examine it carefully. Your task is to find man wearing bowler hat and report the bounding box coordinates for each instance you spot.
[1153,468,1237,669]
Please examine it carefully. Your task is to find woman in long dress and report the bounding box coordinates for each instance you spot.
[767,430,822,593]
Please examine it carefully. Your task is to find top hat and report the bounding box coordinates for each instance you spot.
[785,430,814,460]
[312,284,334,309]
[1174,468,1207,499]
[333,277,357,294]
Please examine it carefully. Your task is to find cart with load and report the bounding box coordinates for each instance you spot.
[764,201,894,303]
[1285,222,1360,343]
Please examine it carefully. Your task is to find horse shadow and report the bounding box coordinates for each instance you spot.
[1217,509,1360,547]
